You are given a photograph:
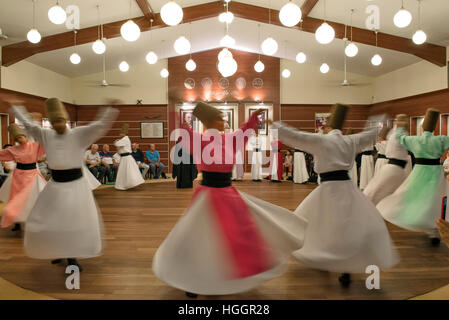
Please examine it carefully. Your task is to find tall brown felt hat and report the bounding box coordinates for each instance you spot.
[422,108,440,132]
[193,102,223,128]
[120,123,129,135]
[8,124,25,141]
[395,114,407,122]
[327,103,349,130]
[45,98,69,123]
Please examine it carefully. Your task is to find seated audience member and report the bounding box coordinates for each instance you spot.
[100,144,117,182]
[132,143,150,179]
[85,144,106,182]
[146,144,166,179]
[284,150,293,181]
[437,219,449,248]
[1,144,16,174]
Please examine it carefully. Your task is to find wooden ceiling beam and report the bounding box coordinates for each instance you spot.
[301,0,319,18]
[136,0,155,21]
[2,1,446,67]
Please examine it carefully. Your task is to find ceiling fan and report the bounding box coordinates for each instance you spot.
[85,51,130,88]
[0,28,8,40]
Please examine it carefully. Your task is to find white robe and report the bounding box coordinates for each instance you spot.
[114,136,144,190]
[250,138,263,180]
[374,140,388,176]
[364,128,411,205]
[12,106,118,259]
[359,145,375,190]
[272,122,398,273]
[232,149,244,180]
[293,150,309,184]
[82,165,101,190]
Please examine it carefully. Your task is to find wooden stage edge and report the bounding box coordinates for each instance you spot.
[1,179,449,300]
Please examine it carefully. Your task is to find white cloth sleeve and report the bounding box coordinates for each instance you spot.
[11,106,46,144]
[75,107,119,149]
[271,121,322,154]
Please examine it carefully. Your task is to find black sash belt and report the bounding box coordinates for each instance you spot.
[388,158,407,168]
[295,149,304,153]
[272,149,280,153]
[201,171,232,188]
[16,162,37,170]
[253,148,260,152]
[362,150,374,156]
[51,168,83,183]
[120,152,131,157]
[415,158,441,166]
[377,154,387,159]
[319,170,350,182]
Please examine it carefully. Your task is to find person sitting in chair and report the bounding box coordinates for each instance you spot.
[132,143,150,180]
[145,144,166,179]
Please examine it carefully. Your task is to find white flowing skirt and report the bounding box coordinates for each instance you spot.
[115,155,144,190]
[24,177,104,259]
[292,180,398,273]
[251,151,263,180]
[364,163,408,205]
[359,155,374,190]
[348,165,358,187]
[153,189,306,295]
[82,166,101,190]
[374,158,389,177]
[293,152,309,184]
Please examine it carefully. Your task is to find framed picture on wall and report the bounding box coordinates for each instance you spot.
[315,113,331,133]
[249,108,268,135]
[180,110,201,132]
[221,109,234,132]
[141,122,164,139]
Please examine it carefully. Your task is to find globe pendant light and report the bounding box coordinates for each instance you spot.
[69,30,81,64]
[174,36,191,55]
[345,9,358,57]
[92,39,106,54]
[261,37,278,56]
[219,11,234,24]
[412,0,426,45]
[160,68,169,78]
[393,0,412,28]
[315,22,335,44]
[48,1,67,25]
[295,52,306,63]
[27,1,41,44]
[371,54,382,66]
[146,51,158,64]
[27,28,41,44]
[161,1,183,26]
[282,68,291,78]
[218,48,233,61]
[254,60,265,73]
[218,55,237,77]
[413,30,427,45]
[279,1,302,27]
[121,20,141,42]
[220,34,236,48]
[69,53,81,64]
[186,58,196,71]
[119,61,130,72]
[320,63,329,74]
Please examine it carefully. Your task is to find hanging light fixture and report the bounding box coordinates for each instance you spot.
[27,0,41,44]
[174,36,191,55]
[121,20,141,42]
[345,9,359,57]
[69,30,81,64]
[218,55,238,77]
[219,12,234,24]
[279,1,302,27]
[160,1,183,26]
[48,1,67,25]
[254,25,265,72]
[371,31,382,66]
[184,23,196,71]
[320,63,330,73]
[220,34,235,48]
[412,0,426,45]
[145,20,158,64]
[394,0,412,28]
[92,6,106,54]
[160,68,169,78]
[261,5,278,55]
[119,61,130,72]
[282,68,291,78]
[296,52,306,63]
[315,0,335,44]
[218,48,233,61]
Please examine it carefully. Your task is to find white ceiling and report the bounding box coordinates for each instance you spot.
[0,0,447,78]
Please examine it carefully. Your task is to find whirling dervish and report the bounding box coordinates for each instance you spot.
[271,103,398,286]
[377,108,449,246]
[293,149,309,184]
[373,127,390,176]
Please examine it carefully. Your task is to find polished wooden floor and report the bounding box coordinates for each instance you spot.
[1,180,449,300]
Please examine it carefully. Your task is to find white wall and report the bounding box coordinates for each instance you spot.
[1,60,73,103]
[280,59,375,105]
[70,60,168,105]
[372,60,448,103]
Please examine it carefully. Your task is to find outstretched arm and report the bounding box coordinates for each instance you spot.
[271,121,322,154]
[11,106,45,144]
[0,149,14,161]
[352,127,378,154]
[76,107,119,148]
